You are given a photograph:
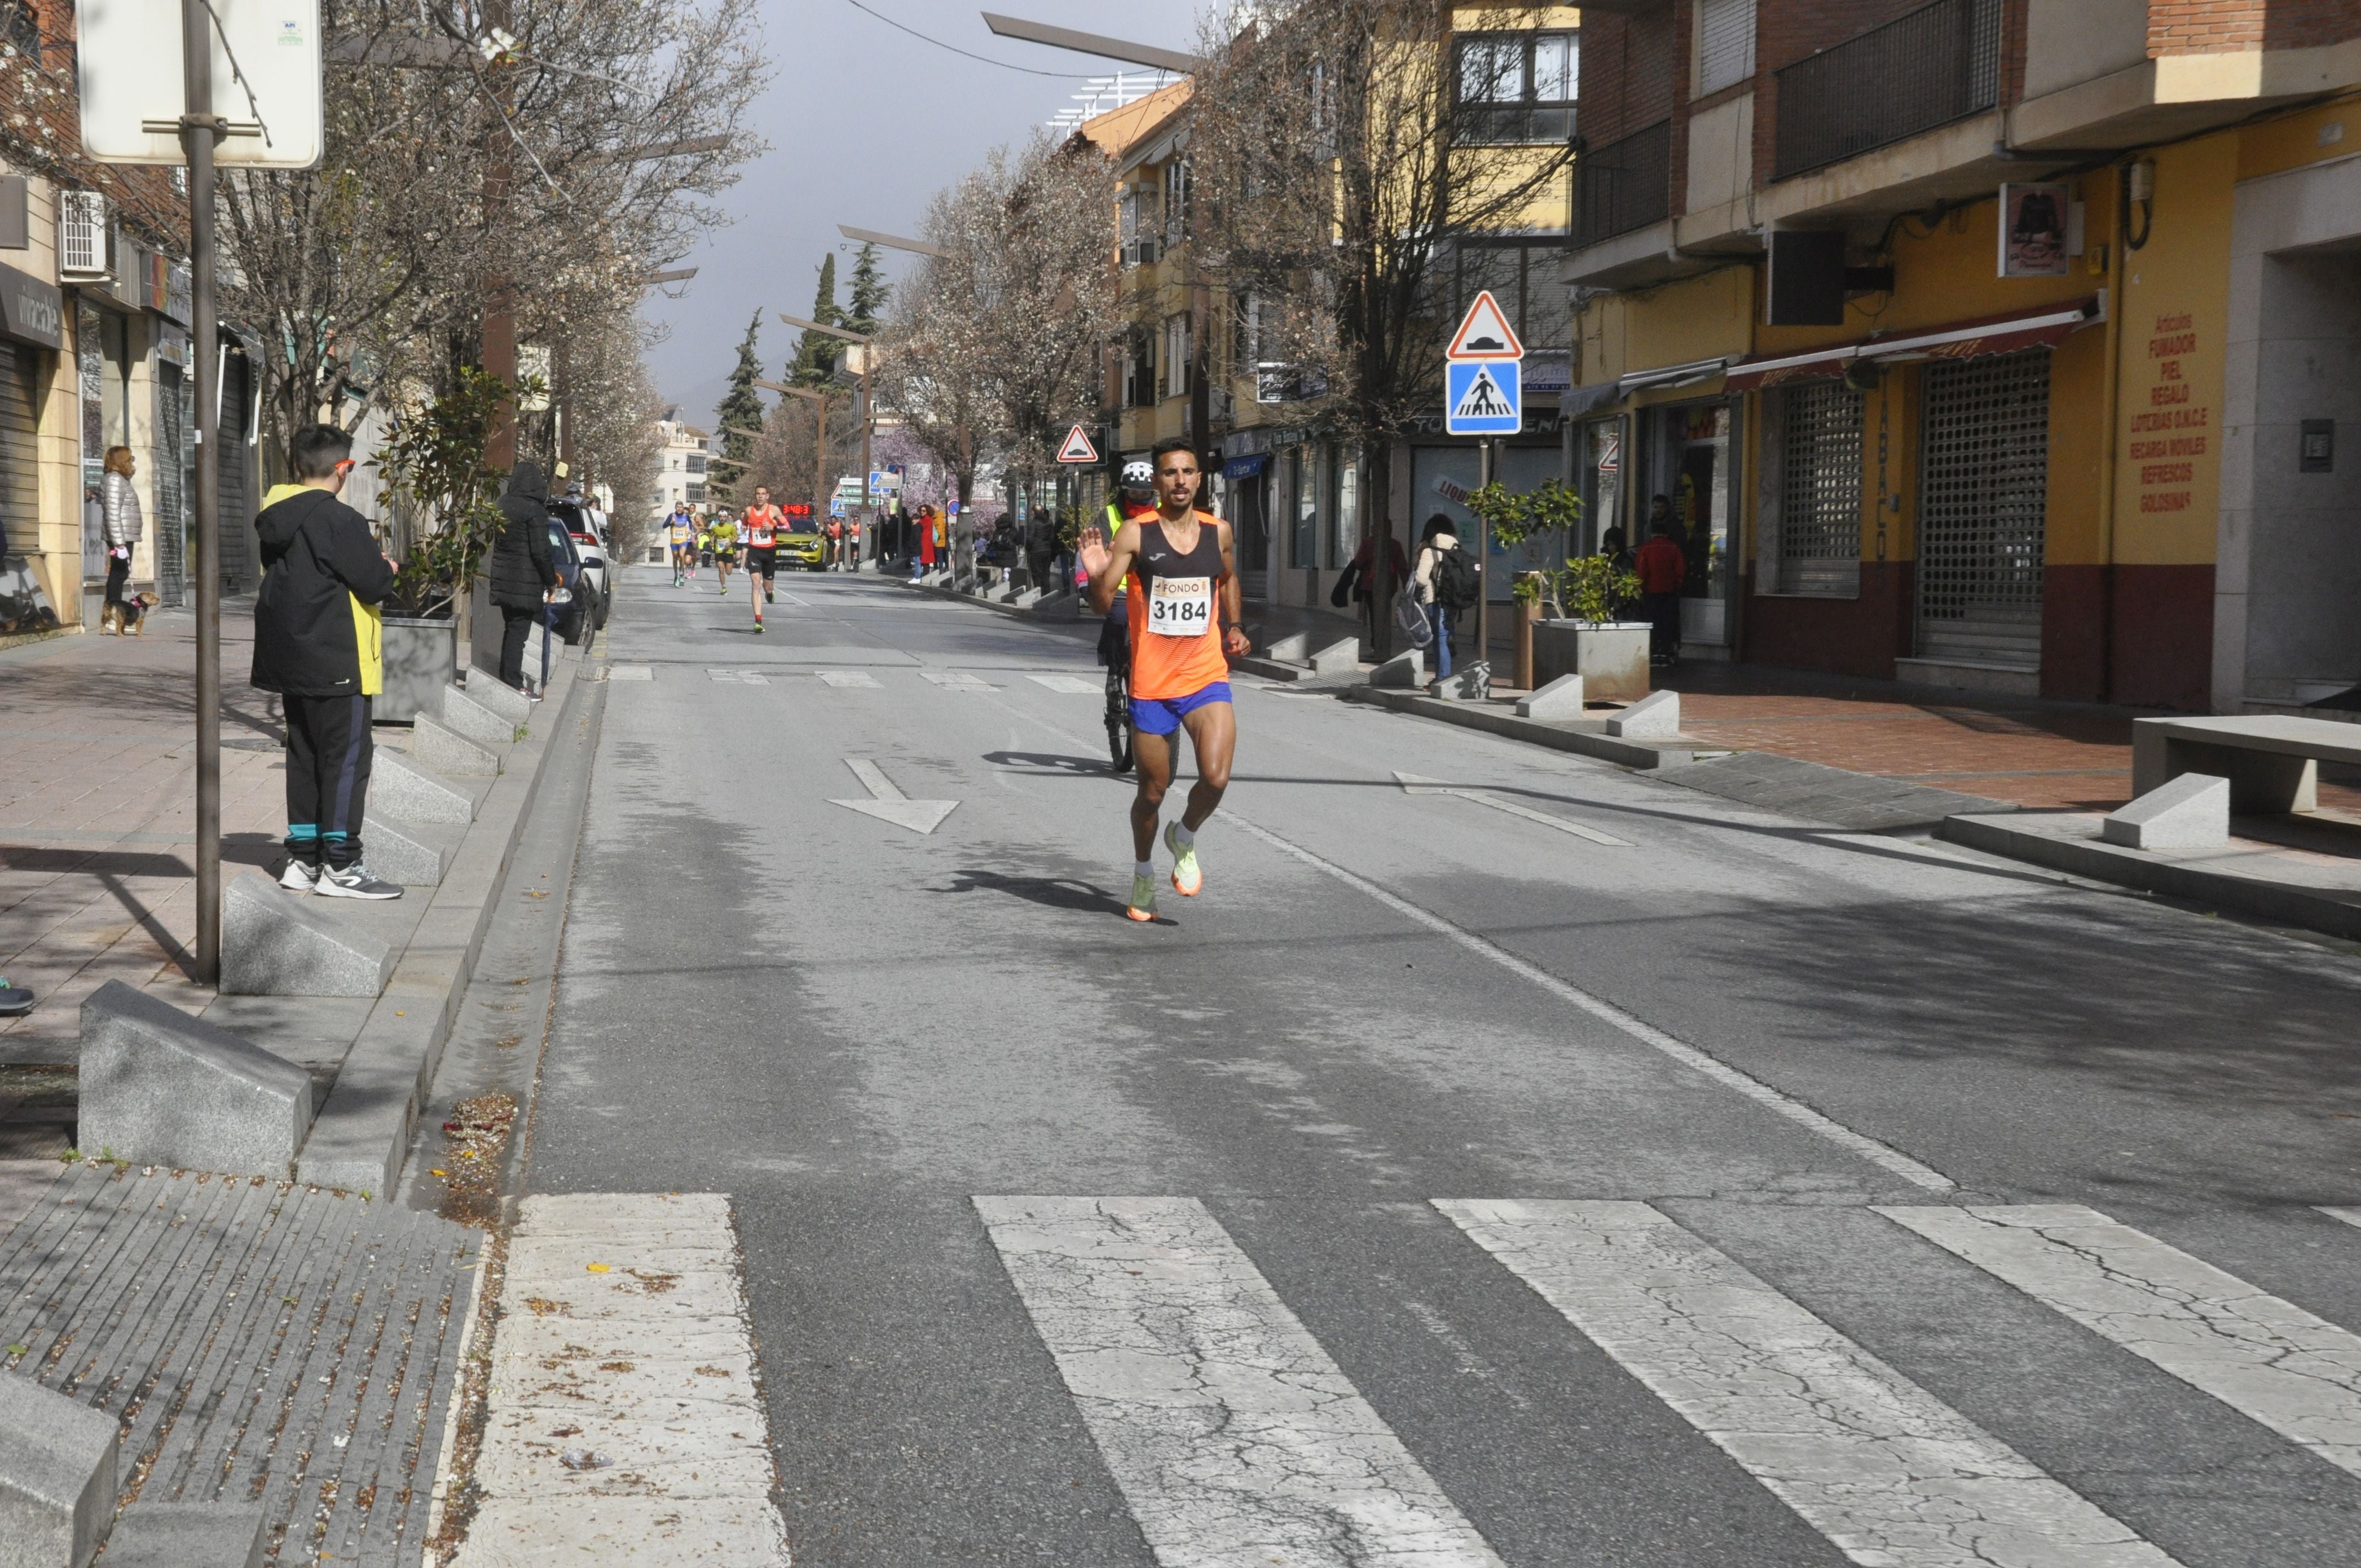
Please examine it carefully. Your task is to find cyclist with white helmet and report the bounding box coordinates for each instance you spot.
[1093,459,1162,771]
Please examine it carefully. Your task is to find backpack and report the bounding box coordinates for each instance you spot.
[1430,543,1481,611]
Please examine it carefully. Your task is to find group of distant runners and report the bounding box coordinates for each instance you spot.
[663,487,790,631]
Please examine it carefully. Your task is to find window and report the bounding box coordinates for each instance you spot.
[1163,313,1192,400]
[1124,329,1157,409]
[686,453,706,475]
[1454,242,1571,352]
[1328,448,1360,569]
[1696,0,1756,96]
[687,483,706,503]
[1454,31,1577,143]
[1162,161,1192,249]
[1772,382,1861,596]
[1121,184,1161,266]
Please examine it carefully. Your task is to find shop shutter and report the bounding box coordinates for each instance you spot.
[1776,380,1862,596]
[154,361,186,605]
[1915,349,2048,669]
[0,342,40,559]
[1697,0,1756,96]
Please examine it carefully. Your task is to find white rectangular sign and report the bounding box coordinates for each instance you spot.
[77,0,325,168]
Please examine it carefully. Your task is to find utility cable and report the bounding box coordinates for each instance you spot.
[842,0,1105,78]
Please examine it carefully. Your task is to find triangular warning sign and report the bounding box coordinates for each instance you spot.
[1452,366,1514,420]
[1447,290,1524,361]
[1056,424,1100,464]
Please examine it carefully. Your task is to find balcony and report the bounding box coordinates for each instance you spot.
[1772,0,2000,181]
[1574,119,1671,247]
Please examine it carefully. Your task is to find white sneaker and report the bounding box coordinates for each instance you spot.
[279,859,319,893]
[315,863,402,900]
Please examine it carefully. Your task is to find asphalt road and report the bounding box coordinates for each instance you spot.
[518,563,2361,1567]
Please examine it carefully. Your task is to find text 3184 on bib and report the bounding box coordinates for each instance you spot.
[1146,576,1213,637]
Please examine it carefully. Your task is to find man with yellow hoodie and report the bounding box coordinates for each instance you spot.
[252,424,402,900]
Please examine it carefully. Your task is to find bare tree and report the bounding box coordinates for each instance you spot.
[872,134,1118,559]
[1190,1,1575,645]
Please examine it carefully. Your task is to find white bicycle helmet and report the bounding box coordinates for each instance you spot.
[1120,459,1155,490]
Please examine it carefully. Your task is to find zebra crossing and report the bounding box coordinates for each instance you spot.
[967,1193,2361,1567]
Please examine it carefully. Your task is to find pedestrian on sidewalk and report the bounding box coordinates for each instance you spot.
[492,461,558,693]
[252,424,402,899]
[915,504,938,578]
[1414,515,1477,680]
[1340,529,1410,643]
[99,446,140,631]
[1635,515,1688,668]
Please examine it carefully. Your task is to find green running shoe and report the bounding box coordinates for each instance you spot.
[1125,871,1157,923]
[1164,822,1202,896]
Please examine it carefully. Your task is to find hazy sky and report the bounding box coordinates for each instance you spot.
[643,0,1206,425]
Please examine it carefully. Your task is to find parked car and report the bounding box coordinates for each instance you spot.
[550,498,610,629]
[544,518,591,645]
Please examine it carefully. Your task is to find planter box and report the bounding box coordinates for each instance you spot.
[381,616,459,722]
[1532,620,1651,704]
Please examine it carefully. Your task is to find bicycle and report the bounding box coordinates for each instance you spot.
[1099,593,1133,773]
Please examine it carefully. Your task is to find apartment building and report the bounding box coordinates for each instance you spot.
[1091,9,1581,613]
[652,416,711,529]
[1564,0,2361,712]
[0,0,211,638]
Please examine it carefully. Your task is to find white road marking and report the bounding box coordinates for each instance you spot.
[1225,815,1955,1191]
[1439,1199,2180,1568]
[828,756,959,835]
[1027,673,1102,694]
[975,1195,1505,1568]
[452,1192,788,1567]
[818,669,881,688]
[706,668,770,685]
[1880,1204,2361,1478]
[2318,1207,2361,1232]
[1394,771,1629,846]
[606,665,653,682]
[985,702,1954,1192]
[922,670,997,690]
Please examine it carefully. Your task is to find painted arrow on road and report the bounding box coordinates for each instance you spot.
[830,758,960,835]
[1394,771,1628,845]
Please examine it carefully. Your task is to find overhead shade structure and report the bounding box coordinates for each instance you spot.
[1723,299,2101,392]
[1615,357,1733,398]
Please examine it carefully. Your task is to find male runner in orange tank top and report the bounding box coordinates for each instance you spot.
[1078,437,1252,922]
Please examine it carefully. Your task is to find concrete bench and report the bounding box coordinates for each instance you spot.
[2132,715,2361,814]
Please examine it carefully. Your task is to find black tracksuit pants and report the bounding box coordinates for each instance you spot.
[284,693,373,869]
[499,605,539,690]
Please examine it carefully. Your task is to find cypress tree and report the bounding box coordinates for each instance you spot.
[845,242,889,337]
[791,254,844,386]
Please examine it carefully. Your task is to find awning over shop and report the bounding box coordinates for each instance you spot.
[1722,298,2102,393]
[1221,453,1269,479]
[1562,379,1623,418]
[1618,356,1733,397]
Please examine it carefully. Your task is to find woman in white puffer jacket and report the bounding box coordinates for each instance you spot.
[99,445,140,629]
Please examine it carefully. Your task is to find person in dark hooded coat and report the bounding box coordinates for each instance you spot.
[492,460,558,692]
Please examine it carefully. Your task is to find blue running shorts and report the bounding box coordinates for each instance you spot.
[1129,682,1233,736]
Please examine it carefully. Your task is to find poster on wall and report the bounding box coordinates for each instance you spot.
[1999,182,2071,277]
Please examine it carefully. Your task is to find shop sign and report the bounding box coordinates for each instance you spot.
[0,262,63,349]
[1999,183,2072,277]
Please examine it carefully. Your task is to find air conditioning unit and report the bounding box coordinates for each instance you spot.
[58,190,110,281]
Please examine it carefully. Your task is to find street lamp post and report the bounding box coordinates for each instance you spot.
[777,313,877,565]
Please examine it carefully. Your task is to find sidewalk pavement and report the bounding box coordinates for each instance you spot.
[0,612,284,1069]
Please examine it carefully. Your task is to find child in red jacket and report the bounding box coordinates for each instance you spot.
[1635,516,1688,668]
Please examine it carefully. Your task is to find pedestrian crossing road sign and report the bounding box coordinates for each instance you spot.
[1445,360,1521,435]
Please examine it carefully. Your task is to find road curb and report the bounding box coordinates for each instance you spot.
[894,574,1087,625]
[295,651,596,1193]
[1938,811,2361,940]
[1343,686,1701,769]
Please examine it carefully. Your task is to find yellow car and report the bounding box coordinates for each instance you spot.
[779,511,826,570]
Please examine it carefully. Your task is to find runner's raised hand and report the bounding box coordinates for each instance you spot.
[1076,525,1113,584]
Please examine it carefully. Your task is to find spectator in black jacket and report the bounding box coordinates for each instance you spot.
[252,424,401,900]
[492,460,558,693]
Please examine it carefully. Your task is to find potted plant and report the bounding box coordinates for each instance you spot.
[374,369,521,721]
[1466,476,1650,699]
[1533,552,1651,702]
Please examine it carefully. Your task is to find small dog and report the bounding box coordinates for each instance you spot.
[101,591,160,636]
